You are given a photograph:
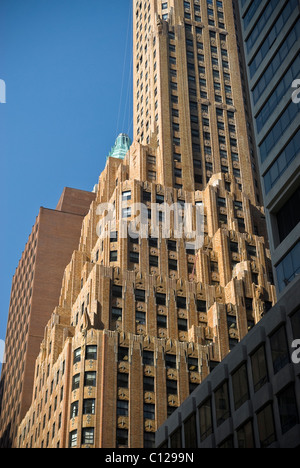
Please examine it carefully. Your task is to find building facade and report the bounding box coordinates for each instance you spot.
[16,0,276,448]
[236,0,300,298]
[155,279,300,449]
[0,188,95,448]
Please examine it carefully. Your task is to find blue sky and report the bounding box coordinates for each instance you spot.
[0,0,133,347]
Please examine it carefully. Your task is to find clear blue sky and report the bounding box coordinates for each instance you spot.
[0,0,133,347]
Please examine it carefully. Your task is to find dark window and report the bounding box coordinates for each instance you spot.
[270,325,290,374]
[156,293,166,305]
[118,346,129,362]
[197,300,206,312]
[278,385,299,434]
[143,350,154,366]
[83,399,95,415]
[73,348,81,365]
[257,404,277,448]
[143,376,155,392]
[84,372,96,387]
[117,400,128,417]
[276,186,300,244]
[144,403,155,420]
[144,432,155,448]
[199,398,213,441]
[188,357,199,373]
[177,296,186,309]
[118,372,129,389]
[112,285,122,298]
[237,420,255,448]
[157,315,167,328]
[85,345,97,361]
[178,318,188,331]
[135,289,145,302]
[116,429,128,448]
[150,255,159,267]
[218,436,234,448]
[166,379,178,396]
[215,381,231,427]
[165,354,177,369]
[170,428,182,448]
[184,413,197,448]
[251,345,268,392]
[232,364,249,410]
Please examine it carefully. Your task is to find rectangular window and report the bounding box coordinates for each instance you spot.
[144,403,155,420]
[122,190,132,201]
[82,428,94,445]
[84,372,96,387]
[276,241,300,292]
[69,430,78,448]
[85,345,97,361]
[117,400,129,417]
[278,384,299,434]
[237,420,255,448]
[215,381,231,427]
[199,398,213,441]
[83,399,95,415]
[251,345,268,392]
[184,413,197,448]
[232,364,249,411]
[116,429,128,448]
[270,326,290,374]
[257,404,276,448]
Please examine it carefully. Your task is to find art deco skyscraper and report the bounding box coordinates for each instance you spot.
[17,0,275,449]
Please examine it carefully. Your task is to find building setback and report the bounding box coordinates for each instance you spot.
[16,0,276,448]
[0,188,95,448]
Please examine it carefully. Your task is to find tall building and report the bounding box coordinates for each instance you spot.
[235,0,300,298]
[0,188,95,448]
[16,0,275,449]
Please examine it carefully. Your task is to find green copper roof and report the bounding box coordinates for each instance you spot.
[108,133,131,160]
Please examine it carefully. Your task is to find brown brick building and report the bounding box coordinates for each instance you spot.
[16,0,275,448]
[0,188,95,448]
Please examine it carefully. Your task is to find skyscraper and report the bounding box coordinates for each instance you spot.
[235,0,300,299]
[0,188,95,448]
[16,0,275,448]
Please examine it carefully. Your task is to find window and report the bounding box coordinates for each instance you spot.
[118,346,129,362]
[122,190,131,201]
[69,430,78,448]
[72,374,80,391]
[144,432,155,449]
[178,318,188,332]
[116,429,128,448]
[82,428,94,445]
[199,398,213,441]
[170,429,182,448]
[276,241,300,292]
[257,404,276,448]
[122,207,131,218]
[144,403,155,420]
[143,376,154,392]
[157,315,167,329]
[135,289,145,302]
[270,326,290,374]
[237,420,255,448]
[184,413,197,448]
[110,251,118,262]
[117,400,128,417]
[86,345,97,361]
[112,307,122,322]
[232,364,249,410]
[143,350,154,366]
[167,379,178,396]
[291,309,300,340]
[251,345,268,392]
[276,187,300,244]
[165,354,177,369]
[118,372,129,389]
[215,381,230,427]
[84,371,96,387]
[73,348,81,365]
[70,401,79,419]
[83,399,95,415]
[277,385,299,434]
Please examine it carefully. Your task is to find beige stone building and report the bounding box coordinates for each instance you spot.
[16,0,275,448]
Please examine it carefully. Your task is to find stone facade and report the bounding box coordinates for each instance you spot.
[16,0,276,448]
